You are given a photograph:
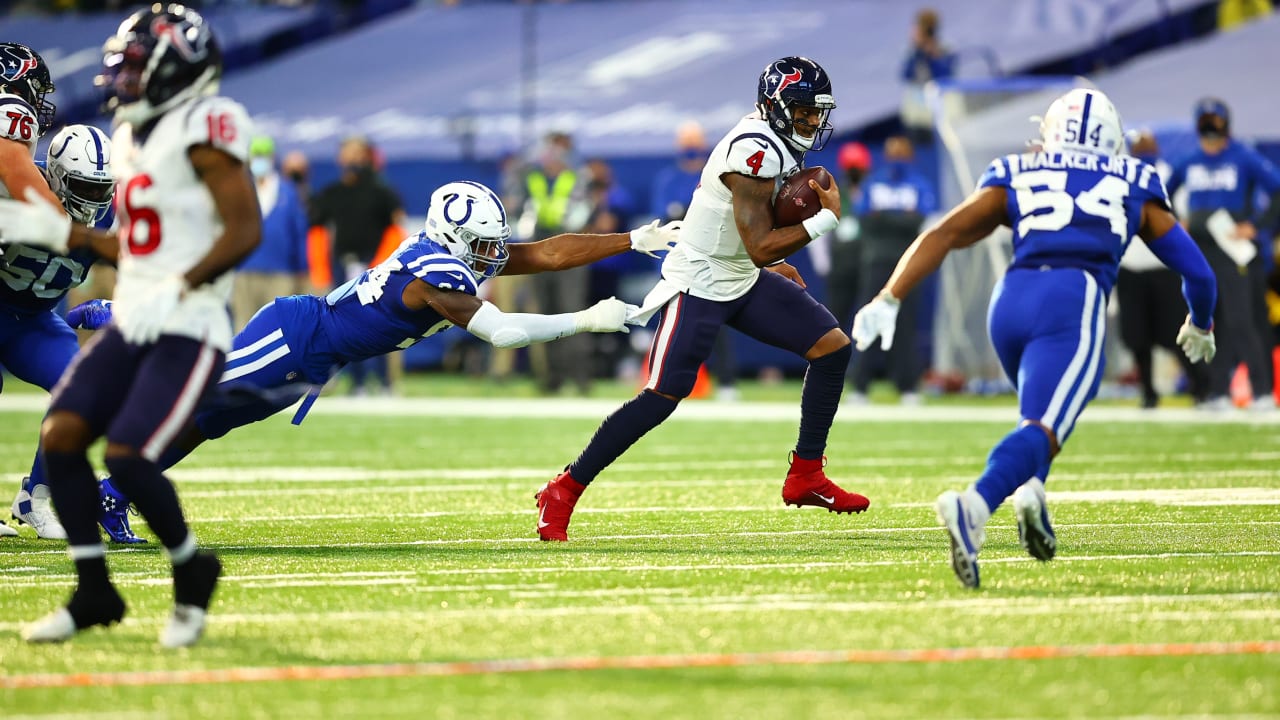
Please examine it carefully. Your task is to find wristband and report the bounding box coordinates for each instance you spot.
[801,208,838,241]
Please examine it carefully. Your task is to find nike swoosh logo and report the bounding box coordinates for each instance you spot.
[447,272,465,280]
[811,492,835,505]
[753,139,768,149]
[537,504,550,529]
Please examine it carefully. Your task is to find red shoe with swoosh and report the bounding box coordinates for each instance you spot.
[535,471,587,541]
[781,453,870,514]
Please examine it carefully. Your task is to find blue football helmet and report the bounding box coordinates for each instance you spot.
[97,3,222,127]
[0,42,56,133]
[756,56,836,153]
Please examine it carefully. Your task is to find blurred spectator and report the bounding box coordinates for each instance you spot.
[517,131,593,395]
[281,150,311,204]
[648,121,739,400]
[899,8,954,145]
[487,150,535,383]
[821,141,872,344]
[1167,98,1280,410]
[849,136,937,404]
[1218,0,1274,30]
[1116,131,1210,407]
[584,158,638,379]
[308,135,405,395]
[232,135,309,329]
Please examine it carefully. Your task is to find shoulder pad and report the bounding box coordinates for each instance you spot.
[1133,157,1173,210]
[404,249,479,296]
[725,133,787,179]
[0,94,39,145]
[976,155,1016,191]
[183,96,254,163]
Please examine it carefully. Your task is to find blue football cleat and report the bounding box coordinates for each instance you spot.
[935,490,986,589]
[99,478,147,544]
[1012,478,1057,561]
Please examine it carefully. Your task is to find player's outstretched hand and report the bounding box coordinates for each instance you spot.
[118,275,187,345]
[852,292,901,351]
[629,220,682,257]
[0,188,72,255]
[574,297,631,334]
[1176,316,1216,364]
[66,299,114,330]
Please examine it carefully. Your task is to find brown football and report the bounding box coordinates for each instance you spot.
[773,166,834,228]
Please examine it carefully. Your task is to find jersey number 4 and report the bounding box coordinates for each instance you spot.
[1011,170,1129,242]
[120,174,162,255]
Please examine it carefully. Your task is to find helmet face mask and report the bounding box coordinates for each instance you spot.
[97,4,222,128]
[756,56,836,153]
[0,42,56,133]
[423,181,512,281]
[46,125,114,225]
[1038,88,1125,157]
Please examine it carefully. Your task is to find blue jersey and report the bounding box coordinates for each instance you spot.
[0,164,107,316]
[302,233,480,365]
[978,151,1170,294]
[1166,140,1280,218]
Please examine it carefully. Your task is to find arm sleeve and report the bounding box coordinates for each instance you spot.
[465,300,578,349]
[1146,222,1216,330]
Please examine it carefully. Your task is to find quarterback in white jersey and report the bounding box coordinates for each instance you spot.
[0,5,261,649]
[535,57,871,544]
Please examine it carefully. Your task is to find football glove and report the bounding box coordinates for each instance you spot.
[851,292,901,351]
[118,274,187,345]
[1176,316,1216,364]
[0,188,72,255]
[573,297,636,334]
[66,299,114,330]
[629,219,682,257]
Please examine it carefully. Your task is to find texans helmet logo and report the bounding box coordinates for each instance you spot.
[0,46,39,81]
[774,68,803,97]
[150,17,209,61]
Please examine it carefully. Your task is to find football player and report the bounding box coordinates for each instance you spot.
[1,4,262,647]
[1,123,116,540]
[535,56,871,542]
[851,88,1217,588]
[73,180,674,512]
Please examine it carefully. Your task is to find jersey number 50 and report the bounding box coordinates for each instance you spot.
[1011,170,1129,242]
[120,174,162,255]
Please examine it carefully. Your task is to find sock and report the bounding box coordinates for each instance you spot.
[67,544,125,626]
[795,344,851,460]
[568,391,679,485]
[103,455,190,550]
[44,450,105,547]
[23,449,45,495]
[973,425,1052,513]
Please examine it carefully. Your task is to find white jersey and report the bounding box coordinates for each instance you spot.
[0,92,40,161]
[661,113,800,301]
[111,95,253,351]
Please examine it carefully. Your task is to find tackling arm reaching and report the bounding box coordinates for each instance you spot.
[501,219,680,275]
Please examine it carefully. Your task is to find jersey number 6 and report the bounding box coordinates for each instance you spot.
[121,174,162,255]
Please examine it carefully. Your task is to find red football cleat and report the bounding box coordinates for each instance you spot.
[781,453,870,514]
[535,471,587,541]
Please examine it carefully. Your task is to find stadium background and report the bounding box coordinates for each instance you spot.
[10,0,1278,383]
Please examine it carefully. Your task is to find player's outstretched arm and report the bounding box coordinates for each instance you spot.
[0,137,61,209]
[726,173,839,267]
[501,220,682,275]
[0,188,119,260]
[403,279,638,349]
[1139,200,1217,363]
[181,145,262,288]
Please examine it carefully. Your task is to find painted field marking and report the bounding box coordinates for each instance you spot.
[4,641,1279,690]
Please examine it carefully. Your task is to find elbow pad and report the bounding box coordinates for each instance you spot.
[1146,224,1217,330]
[465,300,577,349]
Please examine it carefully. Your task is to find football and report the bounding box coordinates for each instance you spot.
[773,166,834,228]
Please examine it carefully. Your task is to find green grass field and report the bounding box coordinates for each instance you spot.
[1,390,1277,718]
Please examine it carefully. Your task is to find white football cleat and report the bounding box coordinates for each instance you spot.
[22,608,76,643]
[1012,478,1057,561]
[935,489,988,589]
[0,520,17,537]
[12,484,68,540]
[160,604,208,648]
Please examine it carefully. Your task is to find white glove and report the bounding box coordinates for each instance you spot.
[851,292,901,351]
[118,274,188,345]
[629,219,682,257]
[1176,316,1216,364]
[0,187,72,255]
[573,297,632,334]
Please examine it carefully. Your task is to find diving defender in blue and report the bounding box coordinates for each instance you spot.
[1,124,115,540]
[852,89,1218,588]
[84,181,679,539]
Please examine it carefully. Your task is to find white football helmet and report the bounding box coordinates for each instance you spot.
[1039,88,1125,156]
[423,181,512,280]
[45,124,114,225]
